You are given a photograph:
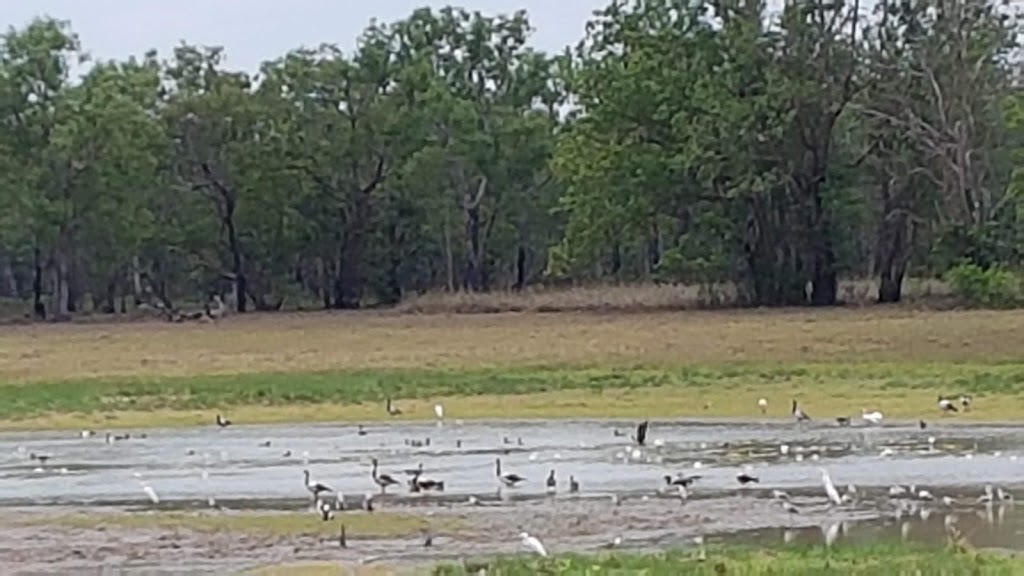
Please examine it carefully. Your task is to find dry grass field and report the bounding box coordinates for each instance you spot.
[0,307,1018,383]
[1,306,1024,429]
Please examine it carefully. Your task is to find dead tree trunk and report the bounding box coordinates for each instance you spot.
[463,176,487,292]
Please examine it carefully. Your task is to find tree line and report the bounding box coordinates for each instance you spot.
[1,0,1022,319]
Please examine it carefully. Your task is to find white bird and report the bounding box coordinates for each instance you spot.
[861,409,884,425]
[757,398,768,414]
[434,403,444,423]
[917,489,935,501]
[519,532,548,557]
[821,468,843,506]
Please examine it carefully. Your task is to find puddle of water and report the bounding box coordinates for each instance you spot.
[713,500,1024,552]
[0,419,1021,505]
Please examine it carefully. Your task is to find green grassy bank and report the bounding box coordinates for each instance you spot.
[431,544,1024,576]
[3,361,1024,430]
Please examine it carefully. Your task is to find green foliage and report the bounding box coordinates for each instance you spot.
[431,544,1024,576]
[946,261,1021,308]
[0,4,1021,314]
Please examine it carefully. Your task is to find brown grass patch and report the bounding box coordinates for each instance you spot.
[0,304,1021,384]
[393,278,953,314]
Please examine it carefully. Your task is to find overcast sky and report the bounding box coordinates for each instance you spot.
[2,1,606,73]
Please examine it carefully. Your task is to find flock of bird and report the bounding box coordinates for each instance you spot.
[10,391,1017,561]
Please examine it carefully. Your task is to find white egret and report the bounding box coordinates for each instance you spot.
[519,532,548,557]
[861,409,884,425]
[820,468,843,506]
[758,398,768,414]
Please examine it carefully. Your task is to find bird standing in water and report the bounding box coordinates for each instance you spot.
[632,420,649,446]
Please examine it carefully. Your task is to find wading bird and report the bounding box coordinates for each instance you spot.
[792,400,811,422]
[495,458,525,488]
[758,398,768,414]
[371,458,399,494]
[519,532,548,557]
[215,414,232,428]
[386,398,402,416]
[938,396,959,414]
[821,468,843,506]
[303,470,332,499]
[632,420,649,446]
[861,409,884,425]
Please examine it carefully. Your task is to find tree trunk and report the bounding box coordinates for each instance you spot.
[463,199,483,292]
[131,255,143,305]
[381,222,403,305]
[0,255,17,298]
[334,195,369,309]
[32,246,45,320]
[315,257,331,309]
[101,273,118,314]
[52,246,70,321]
[744,201,807,306]
[808,182,838,306]
[443,211,454,292]
[876,193,912,304]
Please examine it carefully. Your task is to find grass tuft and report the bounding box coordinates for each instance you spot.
[431,543,1024,576]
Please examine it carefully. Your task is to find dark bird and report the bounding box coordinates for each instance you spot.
[736,472,760,485]
[960,394,973,411]
[546,469,557,493]
[303,470,332,498]
[664,474,702,487]
[919,420,928,430]
[495,458,525,487]
[386,398,402,416]
[416,478,445,492]
[215,414,232,428]
[792,400,810,422]
[938,396,959,414]
[569,475,580,493]
[836,417,850,427]
[357,425,368,436]
[339,524,347,548]
[371,458,399,494]
[632,420,649,446]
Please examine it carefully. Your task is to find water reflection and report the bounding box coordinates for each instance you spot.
[717,501,1023,552]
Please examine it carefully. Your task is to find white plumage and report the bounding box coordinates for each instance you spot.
[820,468,843,506]
[434,404,444,420]
[519,531,547,557]
[861,409,884,425]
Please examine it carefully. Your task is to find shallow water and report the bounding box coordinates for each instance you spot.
[1,417,1024,573]
[718,499,1024,553]
[0,418,1022,506]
